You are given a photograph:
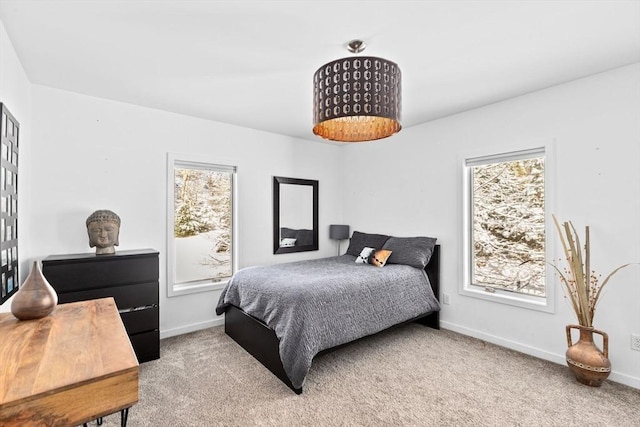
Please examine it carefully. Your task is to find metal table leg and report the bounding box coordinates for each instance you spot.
[121,407,130,427]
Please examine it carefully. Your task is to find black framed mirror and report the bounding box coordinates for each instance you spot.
[273,176,319,254]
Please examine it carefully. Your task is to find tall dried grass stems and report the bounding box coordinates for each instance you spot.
[551,215,631,327]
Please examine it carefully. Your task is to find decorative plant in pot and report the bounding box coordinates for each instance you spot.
[551,215,632,386]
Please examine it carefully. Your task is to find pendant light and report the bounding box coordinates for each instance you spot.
[312,40,402,142]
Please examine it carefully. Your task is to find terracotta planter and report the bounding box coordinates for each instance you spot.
[565,324,611,387]
[11,261,58,320]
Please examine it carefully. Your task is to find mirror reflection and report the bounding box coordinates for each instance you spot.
[273,176,318,254]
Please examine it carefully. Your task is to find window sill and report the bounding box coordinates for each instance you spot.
[168,279,228,298]
[460,285,554,313]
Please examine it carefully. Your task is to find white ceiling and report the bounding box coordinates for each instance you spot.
[1,1,639,143]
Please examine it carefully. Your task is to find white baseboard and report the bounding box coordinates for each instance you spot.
[160,317,224,339]
[441,320,640,390]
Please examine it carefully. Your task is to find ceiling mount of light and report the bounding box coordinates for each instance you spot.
[312,40,402,143]
[346,39,366,54]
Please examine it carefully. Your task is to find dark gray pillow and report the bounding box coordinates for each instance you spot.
[295,229,314,246]
[345,231,391,256]
[382,236,437,269]
[280,227,298,238]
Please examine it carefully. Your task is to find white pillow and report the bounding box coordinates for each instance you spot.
[355,247,375,264]
[280,238,297,247]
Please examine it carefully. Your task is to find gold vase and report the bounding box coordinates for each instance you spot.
[565,324,611,387]
[11,260,58,320]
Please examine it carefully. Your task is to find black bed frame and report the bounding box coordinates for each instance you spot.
[223,245,441,394]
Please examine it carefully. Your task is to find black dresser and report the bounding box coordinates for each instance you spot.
[42,249,160,363]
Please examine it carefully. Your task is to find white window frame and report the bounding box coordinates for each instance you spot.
[459,141,556,312]
[166,153,238,298]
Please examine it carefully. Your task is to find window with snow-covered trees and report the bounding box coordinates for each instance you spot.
[461,146,554,311]
[167,154,236,297]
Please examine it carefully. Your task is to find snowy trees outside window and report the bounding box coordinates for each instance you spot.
[169,159,235,292]
[468,151,546,297]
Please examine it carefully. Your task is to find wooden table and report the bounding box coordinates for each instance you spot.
[0,298,139,426]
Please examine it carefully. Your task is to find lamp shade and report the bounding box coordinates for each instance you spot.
[313,56,401,142]
[329,224,350,240]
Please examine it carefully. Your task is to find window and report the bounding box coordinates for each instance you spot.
[167,154,236,297]
[461,146,554,311]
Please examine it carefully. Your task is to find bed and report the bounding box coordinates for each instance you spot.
[216,232,440,394]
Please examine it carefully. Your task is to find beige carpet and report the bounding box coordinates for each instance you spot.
[96,324,639,426]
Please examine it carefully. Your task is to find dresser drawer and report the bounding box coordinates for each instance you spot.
[57,282,158,310]
[130,330,160,363]
[120,306,159,335]
[43,251,159,292]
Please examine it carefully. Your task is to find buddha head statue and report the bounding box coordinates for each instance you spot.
[86,210,121,255]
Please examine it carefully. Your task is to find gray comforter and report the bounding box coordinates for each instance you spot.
[215,254,440,389]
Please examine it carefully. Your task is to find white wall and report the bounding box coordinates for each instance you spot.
[340,63,640,388]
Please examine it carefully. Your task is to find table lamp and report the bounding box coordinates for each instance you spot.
[329,224,350,256]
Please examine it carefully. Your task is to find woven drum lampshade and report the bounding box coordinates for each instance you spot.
[312,41,401,143]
